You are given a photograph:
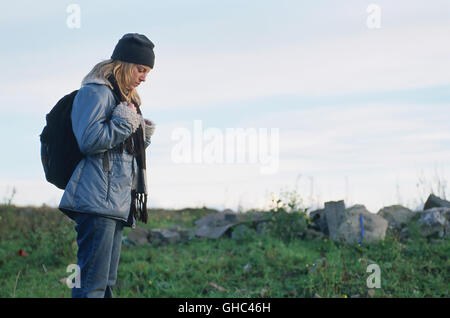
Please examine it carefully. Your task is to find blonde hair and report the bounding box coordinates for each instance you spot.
[82,59,142,106]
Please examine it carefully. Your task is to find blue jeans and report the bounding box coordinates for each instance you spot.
[72,213,124,298]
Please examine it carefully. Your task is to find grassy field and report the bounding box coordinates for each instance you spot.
[0,203,448,298]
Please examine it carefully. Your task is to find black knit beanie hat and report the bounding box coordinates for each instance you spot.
[111,33,155,68]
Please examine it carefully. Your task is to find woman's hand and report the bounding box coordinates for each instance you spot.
[127,101,137,113]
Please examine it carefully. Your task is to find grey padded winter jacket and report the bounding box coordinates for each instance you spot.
[59,76,152,223]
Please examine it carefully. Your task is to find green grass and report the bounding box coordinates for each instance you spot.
[0,204,448,298]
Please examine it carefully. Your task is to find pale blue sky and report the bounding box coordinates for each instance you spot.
[1,1,449,212]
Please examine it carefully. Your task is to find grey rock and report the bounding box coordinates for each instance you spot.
[417,207,449,238]
[194,212,250,239]
[225,214,237,222]
[326,202,388,244]
[195,223,235,239]
[309,208,328,235]
[194,212,236,239]
[149,228,191,245]
[324,200,346,241]
[127,225,194,246]
[127,227,151,245]
[169,225,194,241]
[424,194,450,210]
[194,212,222,228]
[194,212,242,227]
[377,205,416,231]
[160,229,181,244]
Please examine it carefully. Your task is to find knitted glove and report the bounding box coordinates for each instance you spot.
[113,101,141,133]
[144,119,155,138]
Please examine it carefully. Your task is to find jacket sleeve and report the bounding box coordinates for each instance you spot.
[71,85,141,155]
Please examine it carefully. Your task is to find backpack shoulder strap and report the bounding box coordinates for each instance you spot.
[103,76,123,172]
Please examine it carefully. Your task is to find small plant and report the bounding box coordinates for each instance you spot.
[267,189,309,243]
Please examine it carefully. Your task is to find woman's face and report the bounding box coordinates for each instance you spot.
[131,64,151,89]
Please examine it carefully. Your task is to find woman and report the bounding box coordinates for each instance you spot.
[59,33,156,298]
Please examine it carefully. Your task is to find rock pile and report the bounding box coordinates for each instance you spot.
[309,195,450,243]
[125,210,270,246]
[125,194,450,246]
[126,225,195,246]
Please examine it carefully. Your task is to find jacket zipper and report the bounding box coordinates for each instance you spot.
[106,170,111,201]
[103,150,111,201]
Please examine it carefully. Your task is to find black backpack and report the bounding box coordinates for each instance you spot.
[40,88,122,189]
[40,90,83,190]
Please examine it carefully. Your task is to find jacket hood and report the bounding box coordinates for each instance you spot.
[81,74,113,89]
